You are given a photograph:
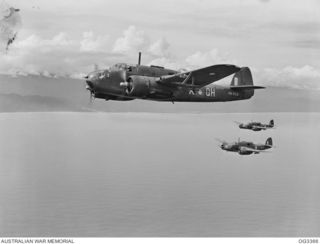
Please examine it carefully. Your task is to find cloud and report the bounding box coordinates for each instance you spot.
[148,57,182,70]
[80,31,109,52]
[148,48,236,70]
[148,37,170,57]
[113,26,149,53]
[1,26,163,78]
[293,39,320,49]
[0,32,120,77]
[256,65,320,90]
[14,32,74,51]
[1,24,319,92]
[185,49,236,68]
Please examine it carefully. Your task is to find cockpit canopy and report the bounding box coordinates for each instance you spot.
[110,63,136,71]
[109,63,177,77]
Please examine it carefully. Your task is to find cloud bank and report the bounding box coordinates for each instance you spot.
[0,24,319,91]
[256,65,320,90]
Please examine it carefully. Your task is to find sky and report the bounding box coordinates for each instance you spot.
[0,0,320,89]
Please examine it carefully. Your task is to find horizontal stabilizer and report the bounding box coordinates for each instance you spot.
[230,85,265,90]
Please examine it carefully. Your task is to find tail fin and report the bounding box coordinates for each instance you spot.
[231,67,253,86]
[269,120,274,128]
[230,67,264,98]
[265,137,273,147]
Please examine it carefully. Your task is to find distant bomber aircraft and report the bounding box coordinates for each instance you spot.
[235,120,274,131]
[218,137,273,155]
[84,52,265,103]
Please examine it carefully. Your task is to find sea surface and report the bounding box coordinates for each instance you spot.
[0,112,319,237]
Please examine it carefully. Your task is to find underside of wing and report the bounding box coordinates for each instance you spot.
[230,85,265,90]
[157,64,241,88]
[252,125,267,129]
[240,146,268,153]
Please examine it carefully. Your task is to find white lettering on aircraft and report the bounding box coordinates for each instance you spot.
[189,88,214,96]
[205,87,215,97]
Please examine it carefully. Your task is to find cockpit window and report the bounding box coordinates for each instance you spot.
[112,63,128,70]
[127,66,135,72]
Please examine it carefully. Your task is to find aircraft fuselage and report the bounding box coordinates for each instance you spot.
[86,63,254,102]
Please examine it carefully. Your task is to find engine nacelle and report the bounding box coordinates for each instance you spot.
[123,75,157,97]
[252,128,262,131]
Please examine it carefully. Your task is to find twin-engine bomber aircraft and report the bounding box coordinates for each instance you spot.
[84,53,265,103]
[219,138,273,155]
[235,119,274,131]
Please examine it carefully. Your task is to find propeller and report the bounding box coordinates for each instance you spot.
[84,78,95,104]
[215,138,226,144]
[119,70,134,94]
[89,90,95,104]
[215,138,228,149]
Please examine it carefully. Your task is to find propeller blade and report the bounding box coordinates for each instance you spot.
[86,89,95,105]
[215,138,226,144]
[120,70,126,81]
[90,91,95,104]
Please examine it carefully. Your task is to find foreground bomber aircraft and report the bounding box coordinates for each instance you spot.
[84,53,265,103]
[219,138,273,155]
[235,119,274,131]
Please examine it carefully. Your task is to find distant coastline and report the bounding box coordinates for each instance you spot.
[1,74,320,113]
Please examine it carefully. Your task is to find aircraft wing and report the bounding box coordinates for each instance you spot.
[239,146,269,153]
[157,64,241,88]
[252,125,267,130]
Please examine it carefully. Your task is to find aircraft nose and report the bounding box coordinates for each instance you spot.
[86,80,94,90]
[85,72,99,90]
[86,72,97,82]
